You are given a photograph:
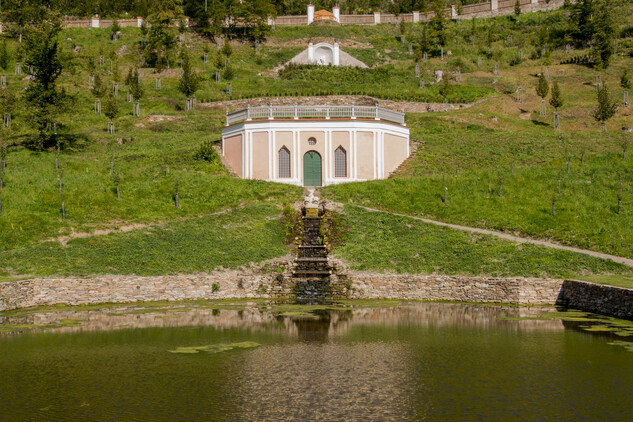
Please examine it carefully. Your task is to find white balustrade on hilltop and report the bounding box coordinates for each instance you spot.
[226,104,405,126]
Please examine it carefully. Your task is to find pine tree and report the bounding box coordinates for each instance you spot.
[592,0,615,69]
[92,73,106,98]
[178,49,199,98]
[549,81,564,129]
[514,0,521,22]
[621,69,631,90]
[592,84,618,131]
[22,16,69,150]
[0,41,9,71]
[104,92,119,121]
[536,71,549,115]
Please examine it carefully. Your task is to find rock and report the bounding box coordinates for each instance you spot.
[434,70,443,82]
[491,116,498,122]
[73,46,82,54]
[447,50,452,56]
[66,37,72,42]
[623,127,632,133]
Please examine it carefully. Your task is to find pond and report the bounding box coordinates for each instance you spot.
[0,300,632,421]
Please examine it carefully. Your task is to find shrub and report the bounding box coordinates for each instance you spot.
[193,140,219,163]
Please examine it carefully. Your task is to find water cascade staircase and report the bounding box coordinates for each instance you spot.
[292,206,334,302]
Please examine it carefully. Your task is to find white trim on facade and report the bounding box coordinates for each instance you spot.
[221,119,409,187]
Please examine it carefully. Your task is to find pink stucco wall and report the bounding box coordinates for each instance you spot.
[356,131,374,180]
[224,134,242,178]
[252,131,269,180]
[383,133,408,177]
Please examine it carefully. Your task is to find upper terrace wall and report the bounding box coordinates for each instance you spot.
[56,0,566,29]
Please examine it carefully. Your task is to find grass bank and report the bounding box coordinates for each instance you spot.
[333,205,632,278]
[0,204,288,277]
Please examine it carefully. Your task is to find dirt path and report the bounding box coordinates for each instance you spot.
[199,94,495,114]
[43,208,237,246]
[352,204,633,268]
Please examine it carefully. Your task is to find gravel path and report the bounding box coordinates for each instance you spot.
[353,204,633,268]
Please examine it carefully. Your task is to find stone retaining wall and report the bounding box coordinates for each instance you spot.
[2,272,632,319]
[558,280,633,320]
[0,269,563,311]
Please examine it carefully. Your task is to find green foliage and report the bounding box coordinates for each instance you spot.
[22,17,69,150]
[91,72,106,98]
[592,84,618,124]
[178,49,199,98]
[592,0,616,68]
[335,205,629,277]
[514,0,521,19]
[536,71,549,99]
[0,41,9,71]
[192,140,219,163]
[549,80,563,110]
[0,204,289,276]
[103,93,119,121]
[621,69,631,90]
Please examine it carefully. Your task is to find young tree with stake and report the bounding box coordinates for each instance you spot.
[549,81,564,129]
[592,84,618,131]
[536,71,549,116]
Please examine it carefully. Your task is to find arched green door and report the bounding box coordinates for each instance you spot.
[303,151,322,187]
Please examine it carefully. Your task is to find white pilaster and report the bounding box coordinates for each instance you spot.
[333,42,340,66]
[308,42,314,64]
[413,11,420,23]
[307,3,315,24]
[491,0,498,10]
[353,130,358,180]
[269,130,273,180]
[333,6,340,22]
[451,5,458,18]
[137,17,143,27]
[373,12,380,25]
[91,16,100,28]
[373,131,377,179]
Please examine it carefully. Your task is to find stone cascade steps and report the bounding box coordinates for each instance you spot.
[293,211,332,279]
[389,141,420,178]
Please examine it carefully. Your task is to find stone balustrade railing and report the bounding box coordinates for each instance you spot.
[226,104,406,126]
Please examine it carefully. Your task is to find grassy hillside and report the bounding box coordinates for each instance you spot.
[1,4,633,280]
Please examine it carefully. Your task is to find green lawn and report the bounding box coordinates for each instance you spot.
[0,203,288,277]
[333,205,632,278]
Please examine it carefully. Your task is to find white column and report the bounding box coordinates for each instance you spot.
[372,131,377,180]
[295,131,301,184]
[91,16,100,28]
[413,11,420,23]
[137,17,143,27]
[249,132,253,179]
[333,6,340,22]
[451,5,458,18]
[373,12,380,25]
[333,42,340,66]
[241,133,246,179]
[308,42,314,64]
[381,131,385,179]
[491,0,498,11]
[307,3,315,24]
[348,131,353,180]
[269,130,274,181]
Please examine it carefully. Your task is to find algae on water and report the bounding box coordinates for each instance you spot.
[168,341,260,354]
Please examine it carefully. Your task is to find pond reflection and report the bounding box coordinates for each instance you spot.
[0,301,631,421]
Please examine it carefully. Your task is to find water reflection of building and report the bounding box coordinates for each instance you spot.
[0,302,564,337]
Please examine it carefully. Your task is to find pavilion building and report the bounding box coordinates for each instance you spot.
[221,104,410,187]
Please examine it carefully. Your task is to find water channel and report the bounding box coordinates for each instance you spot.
[0,301,632,421]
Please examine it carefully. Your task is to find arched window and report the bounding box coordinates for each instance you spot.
[308,137,317,145]
[278,147,291,178]
[335,146,347,178]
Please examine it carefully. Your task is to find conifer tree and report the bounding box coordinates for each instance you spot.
[536,71,549,115]
[621,69,631,90]
[514,0,521,22]
[549,81,564,129]
[0,41,9,72]
[592,84,618,131]
[178,49,199,98]
[592,0,615,69]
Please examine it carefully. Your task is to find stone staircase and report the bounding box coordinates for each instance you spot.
[389,140,420,178]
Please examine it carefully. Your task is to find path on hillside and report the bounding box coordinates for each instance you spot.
[349,204,633,268]
[199,94,495,114]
